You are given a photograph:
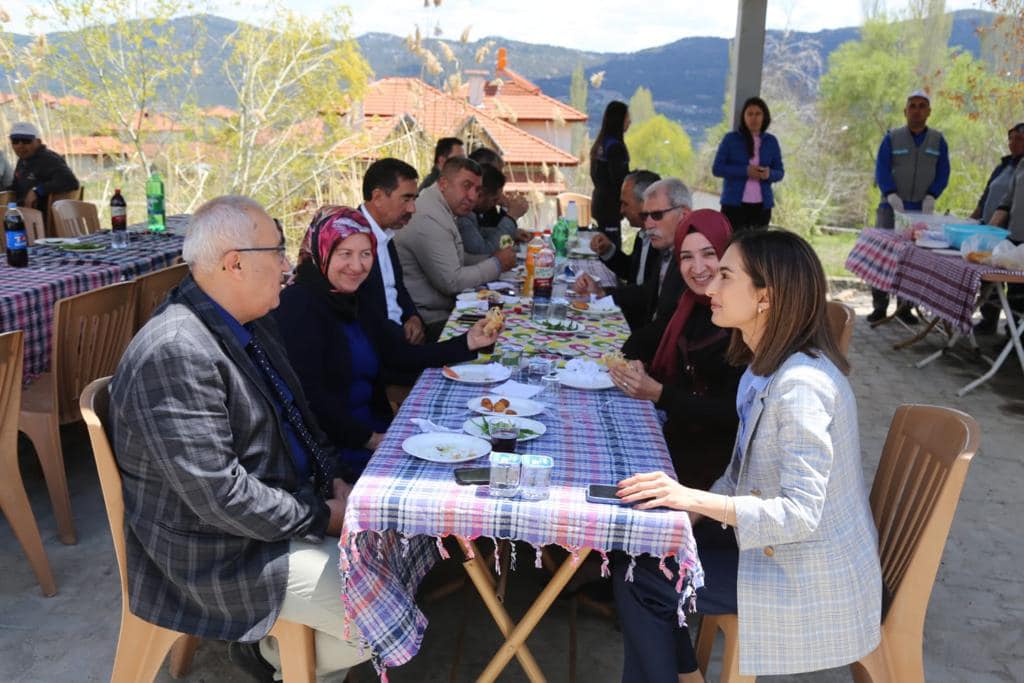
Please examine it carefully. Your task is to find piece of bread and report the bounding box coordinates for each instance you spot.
[966,251,991,264]
[601,350,627,371]
[483,307,505,335]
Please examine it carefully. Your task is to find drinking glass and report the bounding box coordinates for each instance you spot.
[500,344,523,381]
[550,298,569,321]
[489,420,519,453]
[541,373,561,400]
[527,356,554,382]
[519,454,554,501]
[532,299,551,320]
[488,451,521,498]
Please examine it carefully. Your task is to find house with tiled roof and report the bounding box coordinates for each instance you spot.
[354,60,585,195]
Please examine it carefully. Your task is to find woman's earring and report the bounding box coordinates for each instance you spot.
[757,303,766,314]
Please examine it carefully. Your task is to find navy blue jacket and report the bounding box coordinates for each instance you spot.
[712,131,784,208]
[357,238,420,325]
[274,280,475,451]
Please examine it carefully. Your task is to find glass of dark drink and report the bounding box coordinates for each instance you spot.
[490,421,518,453]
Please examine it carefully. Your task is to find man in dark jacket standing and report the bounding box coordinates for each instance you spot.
[9,121,80,211]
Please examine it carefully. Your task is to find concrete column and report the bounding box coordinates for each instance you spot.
[730,0,768,128]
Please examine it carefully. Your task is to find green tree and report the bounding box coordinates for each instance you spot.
[624,114,693,180]
[628,86,655,126]
[569,61,588,159]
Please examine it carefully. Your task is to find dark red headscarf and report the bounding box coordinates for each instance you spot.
[648,209,733,382]
[294,206,377,321]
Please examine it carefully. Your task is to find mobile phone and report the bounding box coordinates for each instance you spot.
[586,484,626,505]
[456,313,485,323]
[455,466,490,486]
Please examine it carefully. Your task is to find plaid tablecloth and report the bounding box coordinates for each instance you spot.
[0,217,186,382]
[846,228,1024,333]
[340,304,701,670]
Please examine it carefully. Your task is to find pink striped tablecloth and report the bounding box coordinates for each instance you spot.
[340,311,701,671]
[846,228,1024,333]
[0,216,186,382]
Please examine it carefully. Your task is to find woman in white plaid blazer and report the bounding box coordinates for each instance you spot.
[614,230,881,681]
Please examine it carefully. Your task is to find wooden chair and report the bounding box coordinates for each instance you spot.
[0,330,57,597]
[134,263,189,332]
[44,187,84,237]
[0,205,46,248]
[51,199,100,237]
[18,280,137,545]
[696,404,980,683]
[81,377,317,683]
[556,192,592,228]
[827,300,856,356]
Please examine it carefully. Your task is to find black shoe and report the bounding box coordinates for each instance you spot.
[228,641,275,683]
[973,319,998,335]
[896,307,920,325]
[867,308,887,324]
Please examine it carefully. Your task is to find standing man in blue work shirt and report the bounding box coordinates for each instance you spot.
[870,90,950,324]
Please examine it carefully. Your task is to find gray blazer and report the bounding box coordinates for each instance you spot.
[710,352,882,675]
[110,275,334,642]
[395,184,500,324]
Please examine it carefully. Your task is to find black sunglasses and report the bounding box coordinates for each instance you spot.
[639,205,685,222]
[10,136,35,144]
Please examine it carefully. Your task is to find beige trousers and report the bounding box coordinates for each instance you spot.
[258,537,368,682]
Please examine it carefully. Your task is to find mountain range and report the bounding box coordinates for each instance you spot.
[4,9,997,143]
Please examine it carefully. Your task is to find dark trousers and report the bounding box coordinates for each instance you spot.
[613,521,739,682]
[424,319,446,343]
[721,203,771,233]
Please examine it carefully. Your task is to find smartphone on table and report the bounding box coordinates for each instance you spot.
[454,466,490,486]
[586,484,626,505]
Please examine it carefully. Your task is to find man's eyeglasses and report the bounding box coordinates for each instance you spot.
[233,219,288,258]
[639,205,686,222]
[9,136,34,145]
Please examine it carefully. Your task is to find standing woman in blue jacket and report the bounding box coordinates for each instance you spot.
[590,100,631,248]
[712,97,784,232]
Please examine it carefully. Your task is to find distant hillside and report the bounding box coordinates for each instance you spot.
[2,9,996,143]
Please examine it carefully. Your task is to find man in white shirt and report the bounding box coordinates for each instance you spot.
[356,158,425,345]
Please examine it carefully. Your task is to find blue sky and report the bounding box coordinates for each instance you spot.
[9,1,982,53]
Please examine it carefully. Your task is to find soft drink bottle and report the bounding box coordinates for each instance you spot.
[551,218,569,258]
[110,188,128,248]
[4,203,28,267]
[565,200,579,245]
[523,231,543,297]
[146,172,166,232]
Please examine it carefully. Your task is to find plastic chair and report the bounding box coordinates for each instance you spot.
[51,199,100,237]
[18,280,137,545]
[134,263,189,332]
[0,330,57,597]
[696,404,980,683]
[44,187,84,237]
[80,377,317,682]
[827,300,856,356]
[556,192,592,228]
[0,205,46,248]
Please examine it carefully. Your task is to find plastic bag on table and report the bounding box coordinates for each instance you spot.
[990,240,1024,270]
[960,233,1006,264]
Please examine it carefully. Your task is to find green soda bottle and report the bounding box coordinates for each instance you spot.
[146,171,166,232]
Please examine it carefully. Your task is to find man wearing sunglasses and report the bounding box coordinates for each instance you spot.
[8,121,80,212]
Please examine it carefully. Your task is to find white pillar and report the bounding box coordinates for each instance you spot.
[731,0,768,128]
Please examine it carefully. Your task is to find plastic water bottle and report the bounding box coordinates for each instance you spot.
[146,172,166,232]
[4,203,28,267]
[551,217,569,257]
[565,200,579,245]
[110,188,129,248]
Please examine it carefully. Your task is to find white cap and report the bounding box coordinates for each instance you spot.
[907,90,930,103]
[10,121,40,139]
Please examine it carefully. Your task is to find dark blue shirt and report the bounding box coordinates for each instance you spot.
[205,294,312,480]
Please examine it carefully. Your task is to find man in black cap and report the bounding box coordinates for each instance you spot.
[9,121,80,212]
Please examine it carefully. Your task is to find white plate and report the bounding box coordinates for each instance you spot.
[557,368,615,390]
[530,318,584,333]
[467,395,545,417]
[463,416,547,442]
[401,432,492,463]
[441,363,512,384]
[569,301,620,316]
[916,237,952,249]
[34,237,77,246]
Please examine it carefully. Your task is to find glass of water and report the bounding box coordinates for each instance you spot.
[519,454,554,501]
[488,451,521,498]
[541,372,561,400]
[531,298,551,320]
[550,298,569,321]
[527,355,555,382]
[500,344,523,380]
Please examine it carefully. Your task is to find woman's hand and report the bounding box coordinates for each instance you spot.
[609,360,662,402]
[572,272,604,297]
[467,317,501,350]
[617,471,700,511]
[747,164,762,179]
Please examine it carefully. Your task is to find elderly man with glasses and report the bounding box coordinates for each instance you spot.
[110,196,372,682]
[8,121,79,212]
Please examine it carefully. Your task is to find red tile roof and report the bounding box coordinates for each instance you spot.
[457,67,587,123]
[49,135,132,156]
[203,105,238,119]
[361,77,578,167]
[127,110,185,133]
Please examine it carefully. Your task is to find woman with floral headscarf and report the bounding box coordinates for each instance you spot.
[609,209,742,490]
[274,207,501,477]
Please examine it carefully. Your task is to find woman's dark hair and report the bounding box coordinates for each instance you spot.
[725,230,849,376]
[737,96,771,158]
[590,100,629,162]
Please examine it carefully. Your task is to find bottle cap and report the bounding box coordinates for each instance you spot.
[7,202,16,209]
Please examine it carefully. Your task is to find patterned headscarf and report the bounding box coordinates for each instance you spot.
[294,206,377,321]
